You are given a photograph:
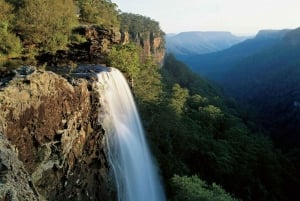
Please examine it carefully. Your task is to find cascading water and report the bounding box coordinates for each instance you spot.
[97,67,166,201]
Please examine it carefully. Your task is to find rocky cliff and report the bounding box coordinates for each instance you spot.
[39,25,165,66]
[0,67,113,201]
[129,31,165,64]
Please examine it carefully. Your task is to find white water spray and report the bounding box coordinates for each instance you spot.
[97,68,166,201]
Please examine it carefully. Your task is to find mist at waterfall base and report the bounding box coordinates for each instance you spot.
[97,68,166,201]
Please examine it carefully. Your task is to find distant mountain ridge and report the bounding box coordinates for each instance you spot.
[165,31,248,59]
[255,29,291,39]
[182,29,291,78]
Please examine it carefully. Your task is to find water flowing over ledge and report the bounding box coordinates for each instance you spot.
[97,68,166,201]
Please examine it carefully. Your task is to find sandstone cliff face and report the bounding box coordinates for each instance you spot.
[84,26,165,64]
[128,31,165,64]
[0,68,113,201]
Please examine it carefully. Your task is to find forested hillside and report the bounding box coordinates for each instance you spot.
[0,0,165,68]
[133,54,299,201]
[219,28,300,151]
[171,27,300,201]
[174,28,300,154]
[0,0,120,61]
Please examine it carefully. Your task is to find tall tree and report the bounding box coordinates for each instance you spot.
[16,0,78,53]
[169,84,189,117]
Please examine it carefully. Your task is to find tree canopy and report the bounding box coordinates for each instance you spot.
[107,44,140,80]
[134,53,300,201]
[16,0,78,53]
[171,175,238,201]
[119,13,162,34]
[76,0,119,27]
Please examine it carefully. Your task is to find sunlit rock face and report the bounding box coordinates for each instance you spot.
[0,67,113,201]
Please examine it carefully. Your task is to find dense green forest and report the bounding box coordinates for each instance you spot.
[134,54,299,201]
[110,39,300,200]
[1,1,300,201]
[0,0,120,58]
[178,28,300,196]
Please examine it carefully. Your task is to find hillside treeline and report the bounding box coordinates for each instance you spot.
[0,0,161,60]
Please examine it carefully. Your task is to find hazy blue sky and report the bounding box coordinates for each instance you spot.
[112,0,300,35]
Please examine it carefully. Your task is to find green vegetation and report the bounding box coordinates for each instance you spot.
[1,1,299,200]
[0,0,21,58]
[171,175,238,201]
[107,44,140,82]
[0,23,22,58]
[0,0,121,60]
[119,13,162,34]
[134,56,163,103]
[132,53,299,201]
[76,0,119,27]
[1,0,14,22]
[16,0,78,53]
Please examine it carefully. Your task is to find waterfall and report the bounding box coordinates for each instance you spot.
[97,67,166,201]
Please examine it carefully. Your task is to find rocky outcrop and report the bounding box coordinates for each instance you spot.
[129,31,165,64]
[0,67,113,201]
[83,26,165,64]
[84,26,122,61]
[37,25,165,66]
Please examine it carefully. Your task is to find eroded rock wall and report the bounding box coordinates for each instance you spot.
[0,69,113,201]
[84,26,165,64]
[129,31,165,64]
